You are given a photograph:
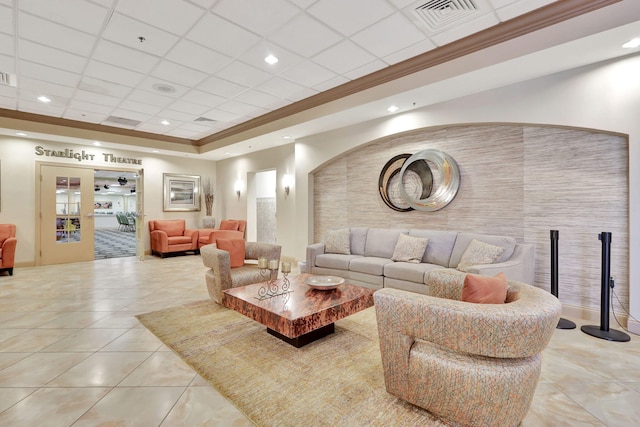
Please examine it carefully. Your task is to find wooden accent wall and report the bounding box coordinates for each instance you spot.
[312,124,629,311]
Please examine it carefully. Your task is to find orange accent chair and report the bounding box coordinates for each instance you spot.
[0,224,17,276]
[149,219,199,258]
[198,219,247,249]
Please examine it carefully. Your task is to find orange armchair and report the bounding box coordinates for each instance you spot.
[149,219,198,258]
[0,224,17,276]
[198,219,247,249]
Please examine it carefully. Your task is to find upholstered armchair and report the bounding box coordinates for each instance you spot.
[374,270,561,427]
[0,224,17,276]
[201,241,281,304]
[198,219,247,249]
[148,219,198,257]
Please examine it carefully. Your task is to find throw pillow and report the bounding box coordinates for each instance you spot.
[219,220,239,231]
[457,239,505,272]
[216,238,245,268]
[391,233,429,263]
[461,272,508,304]
[325,228,351,254]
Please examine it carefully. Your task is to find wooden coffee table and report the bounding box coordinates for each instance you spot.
[222,274,374,347]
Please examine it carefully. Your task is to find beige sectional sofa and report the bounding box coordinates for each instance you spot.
[306,227,535,294]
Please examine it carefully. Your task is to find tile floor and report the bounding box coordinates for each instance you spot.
[0,255,638,426]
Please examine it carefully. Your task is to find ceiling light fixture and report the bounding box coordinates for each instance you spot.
[283,135,291,139]
[161,120,170,125]
[264,54,279,65]
[93,141,101,146]
[15,132,27,136]
[387,105,399,113]
[622,37,640,48]
[37,95,51,103]
[152,83,176,93]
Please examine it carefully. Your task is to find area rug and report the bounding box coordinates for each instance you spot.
[136,301,445,426]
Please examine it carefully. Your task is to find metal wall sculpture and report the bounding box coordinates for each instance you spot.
[378,149,460,212]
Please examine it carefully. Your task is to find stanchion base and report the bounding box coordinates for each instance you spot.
[557,318,576,329]
[580,325,630,342]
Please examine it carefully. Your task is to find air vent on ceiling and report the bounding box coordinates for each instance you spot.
[413,0,479,32]
[104,116,141,127]
[0,71,17,87]
[194,116,218,124]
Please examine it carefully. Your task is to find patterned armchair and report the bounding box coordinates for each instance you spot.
[201,241,281,304]
[0,224,17,276]
[374,270,561,427]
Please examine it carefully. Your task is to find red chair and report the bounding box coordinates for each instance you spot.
[0,224,17,276]
[198,219,247,249]
[148,219,198,258]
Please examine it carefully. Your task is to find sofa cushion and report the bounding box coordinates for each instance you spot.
[350,257,393,276]
[449,233,516,268]
[325,228,351,254]
[154,220,184,237]
[167,236,193,245]
[364,228,407,258]
[315,254,362,270]
[457,239,505,272]
[461,272,508,304]
[216,238,245,268]
[350,227,369,256]
[384,262,441,284]
[219,220,239,231]
[391,233,428,263]
[409,229,459,267]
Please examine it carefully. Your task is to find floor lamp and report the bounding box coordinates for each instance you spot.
[550,230,576,329]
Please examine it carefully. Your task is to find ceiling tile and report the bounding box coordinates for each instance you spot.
[288,0,316,9]
[198,76,247,99]
[0,5,12,36]
[0,96,15,110]
[151,60,208,88]
[387,0,415,7]
[159,109,197,122]
[218,99,268,116]
[136,122,179,133]
[18,12,97,56]
[188,0,216,8]
[236,40,305,75]
[255,77,306,99]
[180,89,226,108]
[383,38,436,64]
[0,86,16,98]
[173,122,213,133]
[126,89,174,108]
[216,61,272,88]
[102,13,180,56]
[352,12,426,57]
[165,127,201,138]
[284,87,317,102]
[115,0,206,36]
[166,99,210,115]
[343,59,387,80]
[430,13,500,46]
[73,90,121,107]
[0,54,15,73]
[213,0,300,37]
[312,39,376,75]
[18,40,88,73]
[118,99,163,115]
[18,61,81,87]
[18,0,110,34]
[78,77,133,98]
[93,40,161,74]
[202,108,244,122]
[108,108,152,122]
[17,77,76,98]
[68,99,116,115]
[186,12,261,58]
[308,0,395,36]
[84,60,145,87]
[63,109,108,123]
[234,89,281,109]
[279,60,337,87]
[138,76,190,98]
[268,14,343,57]
[166,39,232,74]
[494,0,556,21]
[313,75,349,92]
[0,33,14,56]
[19,100,66,116]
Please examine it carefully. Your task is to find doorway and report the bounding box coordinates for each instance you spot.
[254,170,277,244]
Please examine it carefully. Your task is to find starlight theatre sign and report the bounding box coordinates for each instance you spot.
[35,146,142,165]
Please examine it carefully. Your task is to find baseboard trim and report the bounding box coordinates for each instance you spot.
[562,303,629,328]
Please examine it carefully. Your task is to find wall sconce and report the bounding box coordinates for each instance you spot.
[283,174,292,196]
[234,180,242,198]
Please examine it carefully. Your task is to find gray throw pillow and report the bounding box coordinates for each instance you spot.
[324,228,351,255]
[391,234,429,263]
[457,239,505,272]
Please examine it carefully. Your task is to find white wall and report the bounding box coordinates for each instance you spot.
[294,53,640,332]
[0,136,217,264]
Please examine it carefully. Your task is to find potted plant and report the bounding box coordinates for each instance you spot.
[202,177,215,228]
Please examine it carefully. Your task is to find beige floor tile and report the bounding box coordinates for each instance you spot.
[72,386,186,427]
[524,383,605,426]
[555,382,640,426]
[87,311,143,328]
[0,352,30,370]
[0,352,91,386]
[0,388,36,412]
[46,351,152,387]
[161,385,254,427]
[119,351,197,386]
[37,311,110,329]
[41,328,128,352]
[0,311,67,328]
[0,387,111,427]
[0,328,81,352]
[99,327,164,352]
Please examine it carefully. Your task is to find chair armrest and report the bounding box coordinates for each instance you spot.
[150,230,169,253]
[200,245,233,302]
[374,286,560,359]
[306,243,325,270]
[463,244,535,284]
[203,229,244,242]
[0,237,17,267]
[184,229,199,248]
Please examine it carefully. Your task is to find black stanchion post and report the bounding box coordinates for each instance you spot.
[550,230,576,329]
[581,232,630,342]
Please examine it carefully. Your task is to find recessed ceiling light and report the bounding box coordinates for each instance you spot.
[387,105,399,113]
[264,54,279,65]
[152,83,176,93]
[283,135,291,139]
[92,141,101,146]
[37,95,51,103]
[16,132,27,136]
[622,37,640,48]
[161,120,170,125]
[152,150,159,153]
[224,152,231,155]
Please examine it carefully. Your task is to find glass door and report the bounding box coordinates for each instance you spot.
[135,169,145,260]
[40,165,95,265]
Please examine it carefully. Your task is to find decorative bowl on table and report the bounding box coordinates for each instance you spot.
[305,276,344,290]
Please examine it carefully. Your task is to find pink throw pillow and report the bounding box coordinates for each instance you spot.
[220,220,239,231]
[461,272,508,304]
[216,239,245,268]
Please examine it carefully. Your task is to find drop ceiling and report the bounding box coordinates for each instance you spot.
[1,0,639,160]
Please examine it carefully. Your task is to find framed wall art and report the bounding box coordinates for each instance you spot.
[163,173,201,211]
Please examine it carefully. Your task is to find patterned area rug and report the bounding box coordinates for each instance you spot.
[94,228,136,259]
[136,301,444,427]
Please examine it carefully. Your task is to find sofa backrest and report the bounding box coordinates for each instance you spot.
[149,219,185,237]
[448,232,517,268]
[409,229,459,267]
[350,227,369,255]
[364,228,408,258]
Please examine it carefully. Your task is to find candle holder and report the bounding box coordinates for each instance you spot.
[256,260,293,301]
